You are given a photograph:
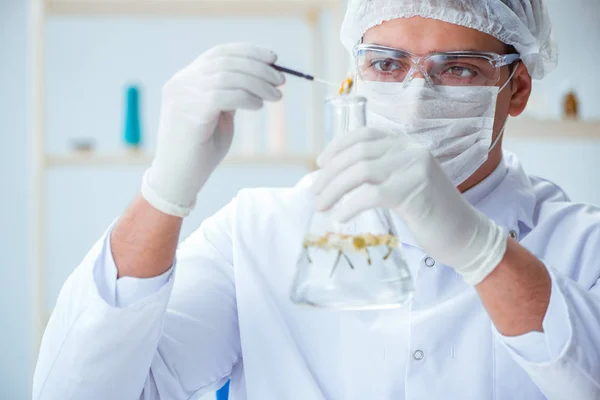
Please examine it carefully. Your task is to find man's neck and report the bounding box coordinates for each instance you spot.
[457,147,504,193]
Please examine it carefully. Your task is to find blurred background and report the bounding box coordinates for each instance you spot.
[1,0,599,398]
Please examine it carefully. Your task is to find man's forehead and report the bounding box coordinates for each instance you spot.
[362,17,507,54]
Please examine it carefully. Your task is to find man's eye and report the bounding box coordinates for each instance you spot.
[444,66,478,78]
[371,59,401,72]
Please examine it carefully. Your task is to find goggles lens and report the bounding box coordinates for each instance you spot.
[355,46,511,87]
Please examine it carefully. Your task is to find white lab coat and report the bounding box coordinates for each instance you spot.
[33,152,600,400]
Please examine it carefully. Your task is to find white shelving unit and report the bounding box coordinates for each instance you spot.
[29,0,345,364]
[505,119,600,140]
[44,153,319,168]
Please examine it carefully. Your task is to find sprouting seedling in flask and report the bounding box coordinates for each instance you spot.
[302,232,399,277]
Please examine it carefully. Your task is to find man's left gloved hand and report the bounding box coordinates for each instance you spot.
[312,127,508,285]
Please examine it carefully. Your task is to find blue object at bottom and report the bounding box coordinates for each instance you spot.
[216,380,229,400]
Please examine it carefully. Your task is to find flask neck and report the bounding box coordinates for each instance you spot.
[327,95,367,137]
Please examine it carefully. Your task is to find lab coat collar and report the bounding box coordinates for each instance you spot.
[390,151,536,248]
[462,156,508,207]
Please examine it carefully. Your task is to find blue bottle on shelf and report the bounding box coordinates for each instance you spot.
[124,84,142,150]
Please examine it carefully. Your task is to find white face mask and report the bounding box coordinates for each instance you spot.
[355,75,514,186]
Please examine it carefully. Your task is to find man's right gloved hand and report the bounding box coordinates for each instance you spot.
[142,43,285,217]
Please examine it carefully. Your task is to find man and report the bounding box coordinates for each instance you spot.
[33,0,600,399]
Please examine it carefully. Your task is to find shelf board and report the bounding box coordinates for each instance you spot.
[45,0,340,16]
[506,119,600,140]
[44,152,317,168]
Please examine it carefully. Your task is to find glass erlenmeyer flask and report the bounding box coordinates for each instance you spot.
[290,95,414,310]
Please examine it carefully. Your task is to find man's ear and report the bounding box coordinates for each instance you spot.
[509,62,532,117]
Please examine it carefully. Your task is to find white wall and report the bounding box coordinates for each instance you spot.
[0,1,32,399]
[524,0,600,120]
[504,0,600,206]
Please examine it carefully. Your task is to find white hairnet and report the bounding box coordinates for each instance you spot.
[340,0,558,79]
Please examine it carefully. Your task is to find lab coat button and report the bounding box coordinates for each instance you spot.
[413,350,425,360]
[509,230,518,239]
[423,257,436,267]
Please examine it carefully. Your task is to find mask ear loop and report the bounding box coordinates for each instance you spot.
[488,64,520,153]
[499,64,519,93]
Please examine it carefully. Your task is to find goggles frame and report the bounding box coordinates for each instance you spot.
[353,43,521,87]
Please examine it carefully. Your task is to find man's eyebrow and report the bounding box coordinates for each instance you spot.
[430,48,487,53]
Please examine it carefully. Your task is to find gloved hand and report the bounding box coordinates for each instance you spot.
[312,127,508,285]
[142,43,285,217]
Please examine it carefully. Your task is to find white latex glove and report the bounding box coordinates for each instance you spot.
[142,43,285,217]
[312,127,508,285]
